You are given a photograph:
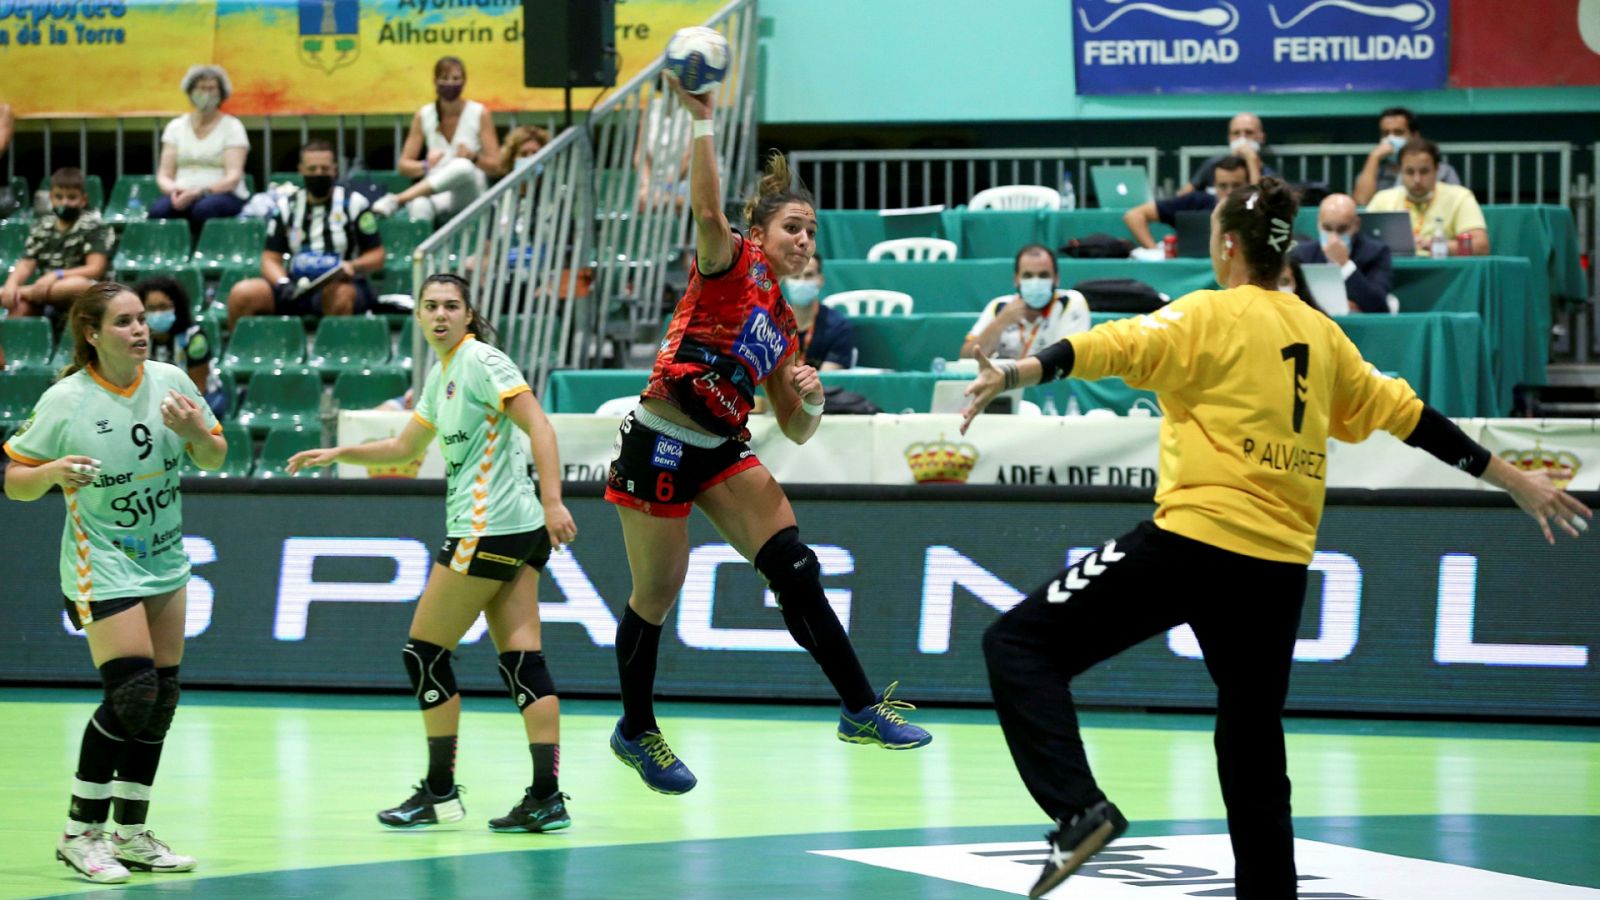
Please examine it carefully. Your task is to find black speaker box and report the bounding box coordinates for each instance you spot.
[523,0,617,88]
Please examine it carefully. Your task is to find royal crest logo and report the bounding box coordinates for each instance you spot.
[1502,440,1582,489]
[299,0,360,75]
[904,434,979,484]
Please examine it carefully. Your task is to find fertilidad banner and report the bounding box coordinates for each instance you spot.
[0,0,722,117]
[1073,0,1450,95]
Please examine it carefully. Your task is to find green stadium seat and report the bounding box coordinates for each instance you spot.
[188,422,253,478]
[332,369,408,411]
[85,174,105,211]
[114,220,192,273]
[363,169,413,196]
[254,424,324,478]
[190,218,265,273]
[394,315,417,370]
[308,316,393,379]
[223,316,305,380]
[2,177,30,223]
[0,318,54,371]
[0,220,30,273]
[103,175,159,226]
[214,263,260,306]
[235,366,322,435]
[377,217,432,285]
[269,171,305,189]
[0,369,52,431]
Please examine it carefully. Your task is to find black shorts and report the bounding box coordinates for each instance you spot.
[436,527,551,581]
[604,407,761,518]
[273,276,375,317]
[63,594,147,630]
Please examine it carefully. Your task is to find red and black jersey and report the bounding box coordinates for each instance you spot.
[643,234,798,438]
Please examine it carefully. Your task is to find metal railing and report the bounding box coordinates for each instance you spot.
[1179,141,1576,206]
[409,0,760,390]
[788,148,1161,211]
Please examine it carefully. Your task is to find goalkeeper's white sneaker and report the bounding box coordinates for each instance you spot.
[56,830,130,884]
[112,830,197,873]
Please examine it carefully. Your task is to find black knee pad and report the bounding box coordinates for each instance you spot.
[402,640,458,710]
[754,526,823,607]
[100,657,158,736]
[497,651,556,711]
[140,666,181,741]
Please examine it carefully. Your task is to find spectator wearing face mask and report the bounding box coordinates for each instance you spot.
[961,244,1090,361]
[1366,138,1489,257]
[1352,107,1460,207]
[783,253,855,370]
[1288,194,1393,314]
[374,56,501,222]
[134,275,229,420]
[227,139,385,328]
[1124,156,1251,250]
[152,65,250,239]
[1177,113,1276,196]
[0,167,113,318]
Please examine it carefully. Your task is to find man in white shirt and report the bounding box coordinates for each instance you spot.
[960,244,1091,360]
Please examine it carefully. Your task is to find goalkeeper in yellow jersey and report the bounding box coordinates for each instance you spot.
[961,177,1591,900]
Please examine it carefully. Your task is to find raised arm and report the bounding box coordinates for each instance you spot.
[665,73,735,275]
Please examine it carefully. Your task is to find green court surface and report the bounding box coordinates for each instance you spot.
[2,689,1596,898]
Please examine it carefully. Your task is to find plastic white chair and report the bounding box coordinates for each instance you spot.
[823,290,914,317]
[595,396,639,417]
[969,185,1062,211]
[866,237,959,262]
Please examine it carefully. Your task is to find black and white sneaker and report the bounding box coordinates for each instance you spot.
[488,788,571,833]
[377,782,466,829]
[1029,800,1128,899]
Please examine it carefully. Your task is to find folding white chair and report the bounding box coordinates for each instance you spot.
[968,185,1062,211]
[823,290,914,317]
[866,237,959,262]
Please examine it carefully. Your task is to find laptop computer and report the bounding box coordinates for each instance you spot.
[1089,165,1151,210]
[1174,210,1212,258]
[1362,210,1414,256]
[930,379,1018,415]
[1297,262,1349,318]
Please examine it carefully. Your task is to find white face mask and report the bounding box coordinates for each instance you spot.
[1229,137,1261,155]
[190,89,220,111]
[1319,229,1344,248]
[1018,277,1055,309]
[1385,135,1408,156]
[782,278,820,307]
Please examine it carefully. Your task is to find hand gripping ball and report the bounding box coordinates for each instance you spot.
[664,26,729,95]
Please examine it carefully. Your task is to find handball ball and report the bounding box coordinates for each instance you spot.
[665,26,729,95]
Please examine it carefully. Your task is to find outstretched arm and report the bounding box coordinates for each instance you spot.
[665,73,735,276]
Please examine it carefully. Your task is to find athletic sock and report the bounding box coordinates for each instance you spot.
[425,735,457,796]
[530,743,559,798]
[615,607,662,740]
[66,706,126,835]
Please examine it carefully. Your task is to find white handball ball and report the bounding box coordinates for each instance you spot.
[664,26,729,95]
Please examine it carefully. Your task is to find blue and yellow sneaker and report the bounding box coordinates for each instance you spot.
[609,720,698,794]
[838,681,932,749]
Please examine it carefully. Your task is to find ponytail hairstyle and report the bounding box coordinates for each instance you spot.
[742,150,815,234]
[1217,176,1300,285]
[59,281,132,380]
[419,272,499,348]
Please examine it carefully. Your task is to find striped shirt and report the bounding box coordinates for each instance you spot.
[265,184,383,280]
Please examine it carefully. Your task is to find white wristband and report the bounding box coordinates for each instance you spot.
[800,397,825,417]
[692,119,714,139]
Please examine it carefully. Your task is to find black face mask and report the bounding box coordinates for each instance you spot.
[304,174,334,197]
[54,205,82,223]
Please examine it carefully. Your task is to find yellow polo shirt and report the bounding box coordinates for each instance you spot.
[1366,182,1487,255]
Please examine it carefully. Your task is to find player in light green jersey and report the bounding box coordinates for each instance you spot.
[5,282,226,883]
[288,273,578,834]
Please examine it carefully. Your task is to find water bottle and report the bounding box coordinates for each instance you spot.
[1060,172,1077,212]
[1042,394,1058,416]
[1065,395,1082,416]
[930,356,946,374]
[127,182,144,219]
[1430,216,1448,258]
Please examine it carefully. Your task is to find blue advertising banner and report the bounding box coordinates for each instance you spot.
[1074,0,1450,95]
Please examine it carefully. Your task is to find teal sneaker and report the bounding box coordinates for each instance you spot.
[838,681,932,749]
[610,720,698,794]
[488,788,571,833]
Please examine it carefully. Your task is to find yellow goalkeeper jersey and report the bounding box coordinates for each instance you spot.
[1066,284,1423,563]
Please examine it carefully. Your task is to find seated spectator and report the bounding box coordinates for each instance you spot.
[135,276,229,420]
[378,124,549,219]
[152,65,249,238]
[960,243,1090,360]
[1178,113,1276,195]
[1367,138,1489,256]
[0,168,112,317]
[1353,106,1460,206]
[227,139,385,328]
[1123,156,1249,249]
[784,253,854,370]
[375,56,500,221]
[1289,194,1393,314]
